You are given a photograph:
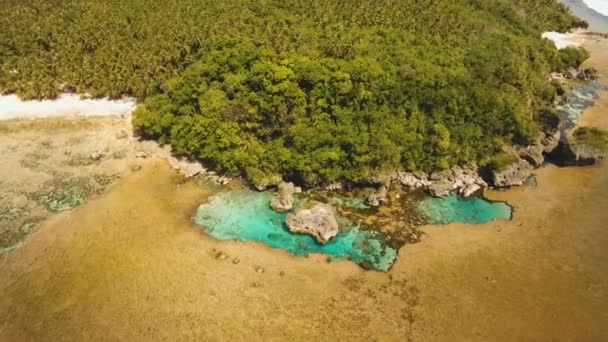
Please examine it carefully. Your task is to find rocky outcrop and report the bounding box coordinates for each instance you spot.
[397,171,431,189]
[516,131,562,167]
[490,159,534,187]
[366,185,388,207]
[270,182,295,212]
[285,202,339,244]
[427,181,453,197]
[422,165,487,197]
[252,174,282,191]
[548,141,605,166]
[560,67,599,81]
[518,144,545,167]
[324,182,344,191]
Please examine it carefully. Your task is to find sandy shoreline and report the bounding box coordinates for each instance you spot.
[0,94,136,121]
[0,31,607,342]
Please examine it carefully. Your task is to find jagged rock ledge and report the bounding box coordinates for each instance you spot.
[285,202,339,244]
[270,182,301,212]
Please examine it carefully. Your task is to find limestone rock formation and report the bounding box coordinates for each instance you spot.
[366,185,388,207]
[490,159,534,187]
[285,202,339,244]
[427,182,453,197]
[549,141,606,166]
[270,182,295,212]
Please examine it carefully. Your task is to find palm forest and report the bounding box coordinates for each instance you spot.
[0,0,590,186]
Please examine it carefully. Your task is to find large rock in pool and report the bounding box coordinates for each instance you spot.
[270,182,295,212]
[285,202,339,244]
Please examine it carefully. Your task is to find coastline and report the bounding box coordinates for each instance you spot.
[0,11,607,342]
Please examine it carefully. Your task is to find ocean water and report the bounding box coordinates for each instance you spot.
[193,189,397,271]
[419,193,512,224]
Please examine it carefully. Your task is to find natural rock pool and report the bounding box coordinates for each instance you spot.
[194,190,398,271]
[194,189,512,271]
[419,193,512,224]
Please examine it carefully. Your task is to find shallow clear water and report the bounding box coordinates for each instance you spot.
[194,189,512,271]
[419,193,512,224]
[193,190,397,271]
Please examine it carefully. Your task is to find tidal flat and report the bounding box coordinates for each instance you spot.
[0,31,608,342]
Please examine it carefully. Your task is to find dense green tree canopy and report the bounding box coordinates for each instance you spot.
[0,0,589,185]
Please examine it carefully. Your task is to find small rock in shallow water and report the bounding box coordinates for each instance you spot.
[131,165,142,172]
[251,282,263,288]
[232,258,240,264]
[279,271,286,277]
[256,266,265,273]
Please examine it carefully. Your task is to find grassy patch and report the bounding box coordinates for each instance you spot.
[488,153,519,172]
[573,127,608,150]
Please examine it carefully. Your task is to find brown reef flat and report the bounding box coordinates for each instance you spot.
[1,38,607,341]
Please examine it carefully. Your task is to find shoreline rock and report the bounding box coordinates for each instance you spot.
[490,159,534,188]
[548,141,605,166]
[285,202,339,244]
[270,182,296,212]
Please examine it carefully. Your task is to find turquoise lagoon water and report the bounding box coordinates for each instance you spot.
[419,193,512,224]
[193,190,397,271]
[194,189,512,271]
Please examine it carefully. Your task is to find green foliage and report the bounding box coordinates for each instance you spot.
[534,107,561,133]
[488,153,520,172]
[0,0,587,184]
[573,127,608,150]
[558,46,591,69]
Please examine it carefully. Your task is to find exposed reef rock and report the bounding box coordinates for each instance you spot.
[366,185,388,207]
[270,182,295,212]
[552,67,599,82]
[427,182,453,198]
[397,172,431,189]
[424,165,487,197]
[252,174,282,191]
[285,202,339,244]
[324,182,344,191]
[490,159,534,187]
[548,141,606,166]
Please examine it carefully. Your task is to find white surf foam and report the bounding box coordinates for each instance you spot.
[542,31,583,49]
[582,0,608,17]
[0,94,137,121]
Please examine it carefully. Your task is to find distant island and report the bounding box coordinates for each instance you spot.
[0,0,601,189]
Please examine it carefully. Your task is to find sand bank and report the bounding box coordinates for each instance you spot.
[0,94,136,121]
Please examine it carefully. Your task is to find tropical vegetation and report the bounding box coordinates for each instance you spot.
[0,0,591,185]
